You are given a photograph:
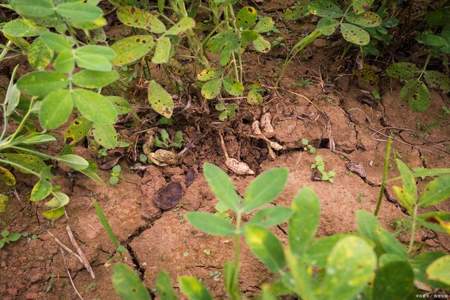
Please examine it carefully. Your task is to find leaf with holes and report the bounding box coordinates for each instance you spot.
[148,80,174,118]
[152,37,171,64]
[386,62,420,80]
[17,71,68,97]
[197,68,221,82]
[340,23,370,46]
[111,35,155,66]
[117,6,166,33]
[28,38,53,70]
[201,78,222,100]
[164,17,195,36]
[1,153,46,175]
[317,18,339,36]
[345,12,381,28]
[2,18,45,37]
[308,0,343,18]
[73,70,119,89]
[93,124,118,149]
[64,117,92,145]
[73,89,118,124]
[254,16,274,33]
[253,35,271,53]
[400,80,430,112]
[424,70,450,93]
[352,0,374,14]
[237,6,257,29]
[39,89,73,130]
[223,77,244,97]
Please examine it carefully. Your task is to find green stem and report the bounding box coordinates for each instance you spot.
[408,204,418,254]
[418,53,431,80]
[5,98,35,144]
[0,41,12,62]
[374,136,393,216]
[232,210,242,300]
[277,29,322,87]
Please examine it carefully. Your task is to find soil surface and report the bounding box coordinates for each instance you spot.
[1,2,450,299]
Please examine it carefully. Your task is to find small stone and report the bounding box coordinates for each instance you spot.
[154,182,183,210]
[313,38,327,48]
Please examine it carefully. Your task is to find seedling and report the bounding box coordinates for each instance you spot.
[300,138,316,154]
[311,155,335,182]
[295,77,313,88]
[215,102,238,121]
[0,229,21,249]
[109,165,122,186]
[154,129,184,149]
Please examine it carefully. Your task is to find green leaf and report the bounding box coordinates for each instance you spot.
[152,37,171,64]
[203,163,241,212]
[58,154,89,171]
[424,70,450,93]
[73,70,119,89]
[413,167,450,178]
[417,32,448,48]
[288,187,320,255]
[411,252,449,288]
[111,35,155,66]
[243,168,288,212]
[17,71,68,97]
[400,80,430,112]
[93,124,118,149]
[117,6,166,33]
[244,224,285,273]
[237,6,257,29]
[0,166,16,187]
[40,32,74,52]
[164,17,195,36]
[340,23,370,46]
[247,85,263,105]
[30,179,52,202]
[224,261,239,300]
[373,261,414,300]
[179,276,212,300]
[54,50,75,73]
[320,236,376,300]
[201,79,222,100]
[2,18,45,37]
[427,255,450,285]
[352,0,374,14]
[45,192,69,209]
[419,175,450,207]
[55,2,103,23]
[223,77,244,97]
[75,45,116,72]
[345,12,382,28]
[247,206,292,228]
[39,89,73,130]
[317,18,339,36]
[253,35,271,53]
[254,17,274,33]
[108,96,131,115]
[356,210,408,258]
[112,263,151,300]
[147,80,174,118]
[1,153,46,175]
[94,201,120,248]
[72,89,118,124]
[386,62,420,80]
[5,66,20,117]
[308,0,343,18]
[9,0,55,18]
[155,272,177,300]
[303,234,347,268]
[197,69,220,82]
[417,211,450,234]
[186,212,235,236]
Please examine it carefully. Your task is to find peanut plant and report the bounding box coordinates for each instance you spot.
[111,162,450,300]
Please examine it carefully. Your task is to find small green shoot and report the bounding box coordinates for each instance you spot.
[154,129,184,149]
[311,155,335,182]
[109,165,122,186]
[300,138,316,154]
[0,229,22,249]
[215,102,238,121]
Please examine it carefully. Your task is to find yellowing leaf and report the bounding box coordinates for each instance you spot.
[148,80,174,118]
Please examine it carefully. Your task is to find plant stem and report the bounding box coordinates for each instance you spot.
[277,29,322,87]
[4,98,35,145]
[0,41,12,63]
[418,53,431,80]
[232,210,242,300]
[374,136,393,216]
[408,204,418,254]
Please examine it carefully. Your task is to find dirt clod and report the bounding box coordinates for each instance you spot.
[154,182,184,210]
